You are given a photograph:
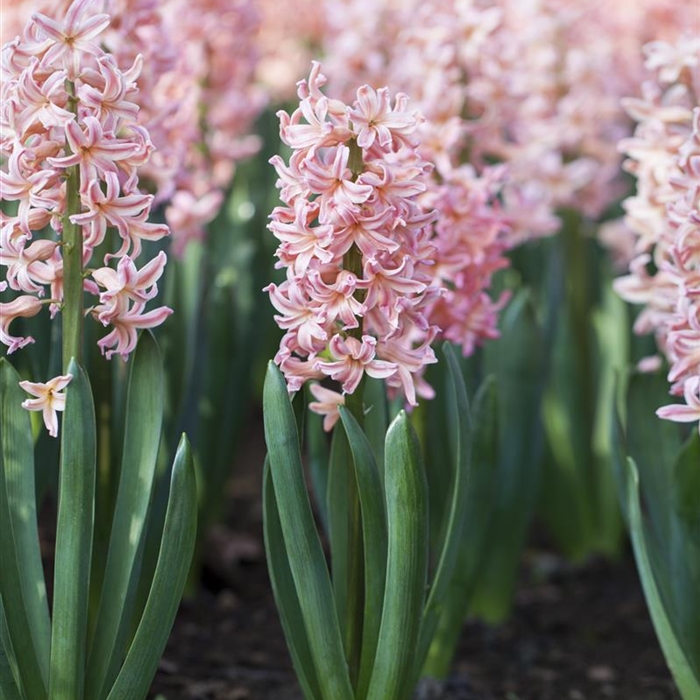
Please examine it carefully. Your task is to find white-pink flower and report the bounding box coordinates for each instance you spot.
[614,38,700,433]
[1,0,172,367]
[266,63,443,427]
[657,376,700,435]
[20,373,72,438]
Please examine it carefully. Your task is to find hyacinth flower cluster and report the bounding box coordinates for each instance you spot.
[266,63,442,430]
[317,0,700,355]
[1,0,171,436]
[614,36,700,433]
[1,0,265,255]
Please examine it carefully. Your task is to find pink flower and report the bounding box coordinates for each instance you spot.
[0,295,43,353]
[1,0,172,365]
[266,64,443,425]
[613,40,700,433]
[70,172,154,248]
[32,0,110,78]
[92,251,168,318]
[0,231,57,295]
[308,383,345,431]
[316,335,397,395]
[20,373,72,438]
[348,86,419,150]
[94,301,173,360]
[302,145,374,223]
[657,376,700,434]
[164,190,224,254]
[48,117,141,189]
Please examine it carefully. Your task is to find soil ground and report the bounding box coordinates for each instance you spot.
[147,416,680,700]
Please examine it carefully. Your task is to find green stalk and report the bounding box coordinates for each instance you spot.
[62,81,84,371]
[342,381,365,690]
[341,149,368,686]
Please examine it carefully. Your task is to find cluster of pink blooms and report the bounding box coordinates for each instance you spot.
[2,0,265,254]
[266,63,442,429]
[323,0,696,224]
[613,36,700,433]
[1,0,171,434]
[311,0,699,358]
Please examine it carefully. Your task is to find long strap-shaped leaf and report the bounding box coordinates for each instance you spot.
[366,411,428,700]
[263,363,353,700]
[1,588,24,700]
[626,458,700,700]
[86,332,165,700]
[105,434,196,700]
[363,377,388,484]
[422,377,500,680]
[0,359,50,700]
[413,344,472,675]
[338,407,388,700]
[49,359,96,700]
[326,426,352,641]
[475,291,545,623]
[263,459,323,700]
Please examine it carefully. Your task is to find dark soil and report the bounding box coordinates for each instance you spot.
[148,418,680,700]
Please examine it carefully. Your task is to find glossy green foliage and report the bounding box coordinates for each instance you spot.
[0,334,197,700]
[263,344,485,700]
[615,372,699,700]
[263,362,354,700]
[470,290,546,623]
[0,359,50,700]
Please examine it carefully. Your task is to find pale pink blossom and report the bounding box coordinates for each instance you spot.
[316,335,397,395]
[308,383,345,431]
[70,172,154,248]
[0,295,43,353]
[94,300,172,360]
[1,0,172,408]
[266,64,442,426]
[614,38,700,433]
[657,376,700,434]
[48,116,142,188]
[32,0,111,77]
[19,373,72,438]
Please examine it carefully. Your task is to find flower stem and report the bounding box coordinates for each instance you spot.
[340,141,369,688]
[62,81,83,371]
[342,379,365,690]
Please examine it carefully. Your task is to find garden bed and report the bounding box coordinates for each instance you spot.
[148,418,678,700]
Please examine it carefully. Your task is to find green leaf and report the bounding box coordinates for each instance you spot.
[423,377,499,680]
[363,378,388,483]
[161,242,205,440]
[673,434,700,543]
[86,332,165,700]
[49,360,96,700]
[670,435,700,678]
[305,407,329,533]
[263,363,353,700]
[326,424,352,642]
[0,596,23,700]
[413,344,472,678]
[338,407,387,700]
[263,459,322,700]
[626,372,683,544]
[626,458,700,700]
[105,435,197,700]
[366,412,428,700]
[0,359,49,700]
[472,291,545,623]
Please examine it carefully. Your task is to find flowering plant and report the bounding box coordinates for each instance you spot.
[610,36,700,700]
[261,64,507,700]
[0,3,196,698]
[266,62,441,426]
